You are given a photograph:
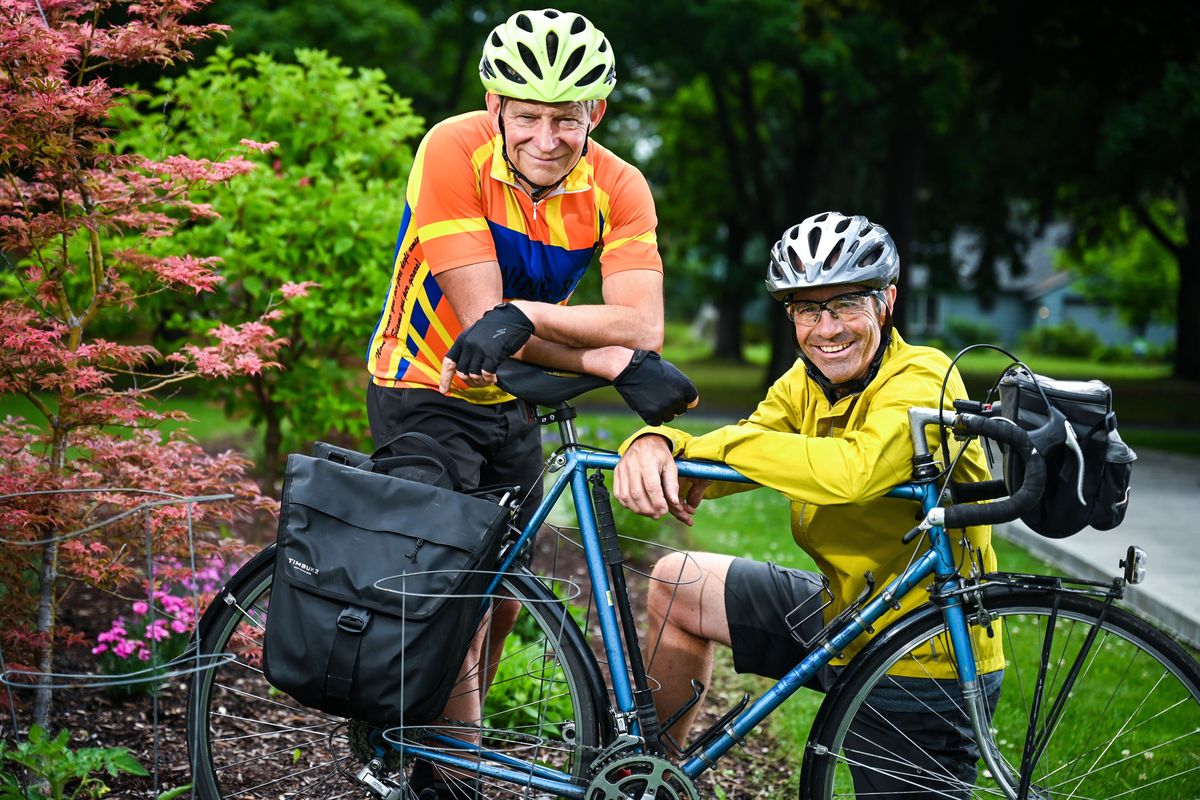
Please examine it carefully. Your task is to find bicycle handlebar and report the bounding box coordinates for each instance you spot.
[940,413,1045,529]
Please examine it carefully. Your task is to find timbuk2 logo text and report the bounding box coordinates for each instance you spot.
[288,557,319,576]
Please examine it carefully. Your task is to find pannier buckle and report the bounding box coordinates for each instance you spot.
[337,606,372,634]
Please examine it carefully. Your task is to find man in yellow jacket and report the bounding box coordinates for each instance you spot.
[614,211,1002,798]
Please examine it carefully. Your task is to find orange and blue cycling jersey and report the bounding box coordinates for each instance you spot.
[365,111,663,404]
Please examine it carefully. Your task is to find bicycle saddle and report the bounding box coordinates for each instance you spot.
[496,360,612,406]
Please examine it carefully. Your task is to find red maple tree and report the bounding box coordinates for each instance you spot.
[0,0,301,727]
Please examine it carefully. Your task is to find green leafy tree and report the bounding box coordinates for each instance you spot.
[1058,203,1180,336]
[121,48,424,484]
[194,0,513,121]
[596,0,974,382]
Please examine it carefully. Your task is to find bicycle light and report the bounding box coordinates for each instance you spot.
[1120,545,1147,584]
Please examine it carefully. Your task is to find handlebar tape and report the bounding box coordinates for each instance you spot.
[942,415,1046,529]
[949,479,1008,503]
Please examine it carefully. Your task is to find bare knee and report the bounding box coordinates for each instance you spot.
[648,552,732,641]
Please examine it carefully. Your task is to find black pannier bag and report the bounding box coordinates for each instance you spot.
[998,368,1137,538]
[262,433,510,727]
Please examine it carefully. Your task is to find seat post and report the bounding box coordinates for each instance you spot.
[555,403,580,449]
[533,403,581,449]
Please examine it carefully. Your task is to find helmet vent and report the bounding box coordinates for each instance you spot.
[860,224,873,236]
[544,9,560,18]
[860,243,882,267]
[576,64,604,87]
[807,227,821,257]
[847,239,860,255]
[497,60,526,84]
[599,38,608,53]
[563,45,585,78]
[546,31,559,64]
[518,42,543,78]
[814,212,829,223]
[480,60,496,79]
[788,249,805,275]
[834,217,851,234]
[827,240,843,269]
[570,15,586,34]
[515,13,533,32]
[491,32,503,47]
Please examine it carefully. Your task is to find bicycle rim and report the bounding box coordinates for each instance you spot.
[186,545,605,798]
[802,590,1200,799]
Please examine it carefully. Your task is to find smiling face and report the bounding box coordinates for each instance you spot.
[790,284,896,386]
[485,95,606,191]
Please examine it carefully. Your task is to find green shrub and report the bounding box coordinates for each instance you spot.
[943,317,1002,353]
[0,726,147,799]
[1019,320,1102,357]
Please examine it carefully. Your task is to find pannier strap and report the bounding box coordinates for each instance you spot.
[326,605,372,701]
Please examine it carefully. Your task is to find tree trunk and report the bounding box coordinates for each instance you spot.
[1173,241,1199,380]
[883,124,925,332]
[1172,186,1199,379]
[33,429,68,728]
[713,222,748,362]
[712,292,745,362]
[32,536,58,729]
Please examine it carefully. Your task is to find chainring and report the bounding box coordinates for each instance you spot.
[347,720,405,772]
[584,755,699,800]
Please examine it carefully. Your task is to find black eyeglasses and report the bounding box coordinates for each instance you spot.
[786,290,883,327]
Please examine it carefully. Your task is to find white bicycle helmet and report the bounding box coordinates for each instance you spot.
[765,212,899,301]
[479,9,616,103]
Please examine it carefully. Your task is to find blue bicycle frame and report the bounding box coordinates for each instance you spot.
[399,448,978,797]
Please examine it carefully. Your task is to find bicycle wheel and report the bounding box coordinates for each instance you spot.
[187,544,608,798]
[802,588,1200,799]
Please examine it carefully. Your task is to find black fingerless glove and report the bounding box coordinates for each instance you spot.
[446,303,535,375]
[613,350,699,425]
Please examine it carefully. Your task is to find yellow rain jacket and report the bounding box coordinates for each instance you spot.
[625,333,1005,678]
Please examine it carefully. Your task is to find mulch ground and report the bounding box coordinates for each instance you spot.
[3,525,790,799]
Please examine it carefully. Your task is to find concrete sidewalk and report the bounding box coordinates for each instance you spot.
[994,448,1200,648]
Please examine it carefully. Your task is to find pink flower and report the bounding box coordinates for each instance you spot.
[239,138,280,153]
[132,600,150,615]
[279,281,320,300]
[114,640,140,659]
[92,644,108,655]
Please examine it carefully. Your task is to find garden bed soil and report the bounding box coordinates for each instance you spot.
[4,525,789,799]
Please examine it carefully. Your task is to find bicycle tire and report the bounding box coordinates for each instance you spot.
[186,544,608,798]
[801,587,1200,799]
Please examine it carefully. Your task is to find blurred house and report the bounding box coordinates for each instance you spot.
[906,224,1174,349]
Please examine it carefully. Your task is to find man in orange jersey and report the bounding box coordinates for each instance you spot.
[366,7,695,516]
[363,9,695,799]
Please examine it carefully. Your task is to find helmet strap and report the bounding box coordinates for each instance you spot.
[496,97,589,202]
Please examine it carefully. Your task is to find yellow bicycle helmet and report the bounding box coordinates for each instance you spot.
[479,9,616,102]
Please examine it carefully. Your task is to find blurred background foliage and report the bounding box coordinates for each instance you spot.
[73,0,1198,461]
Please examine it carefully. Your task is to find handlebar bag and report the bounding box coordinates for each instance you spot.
[263,435,509,727]
[998,368,1137,538]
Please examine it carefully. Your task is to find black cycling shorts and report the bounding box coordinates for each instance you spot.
[725,557,1002,798]
[365,383,544,530]
[724,558,836,690]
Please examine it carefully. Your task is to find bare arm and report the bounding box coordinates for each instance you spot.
[436,263,663,390]
[513,268,665,352]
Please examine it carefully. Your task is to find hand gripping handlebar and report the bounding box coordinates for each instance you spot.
[941,414,1046,529]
